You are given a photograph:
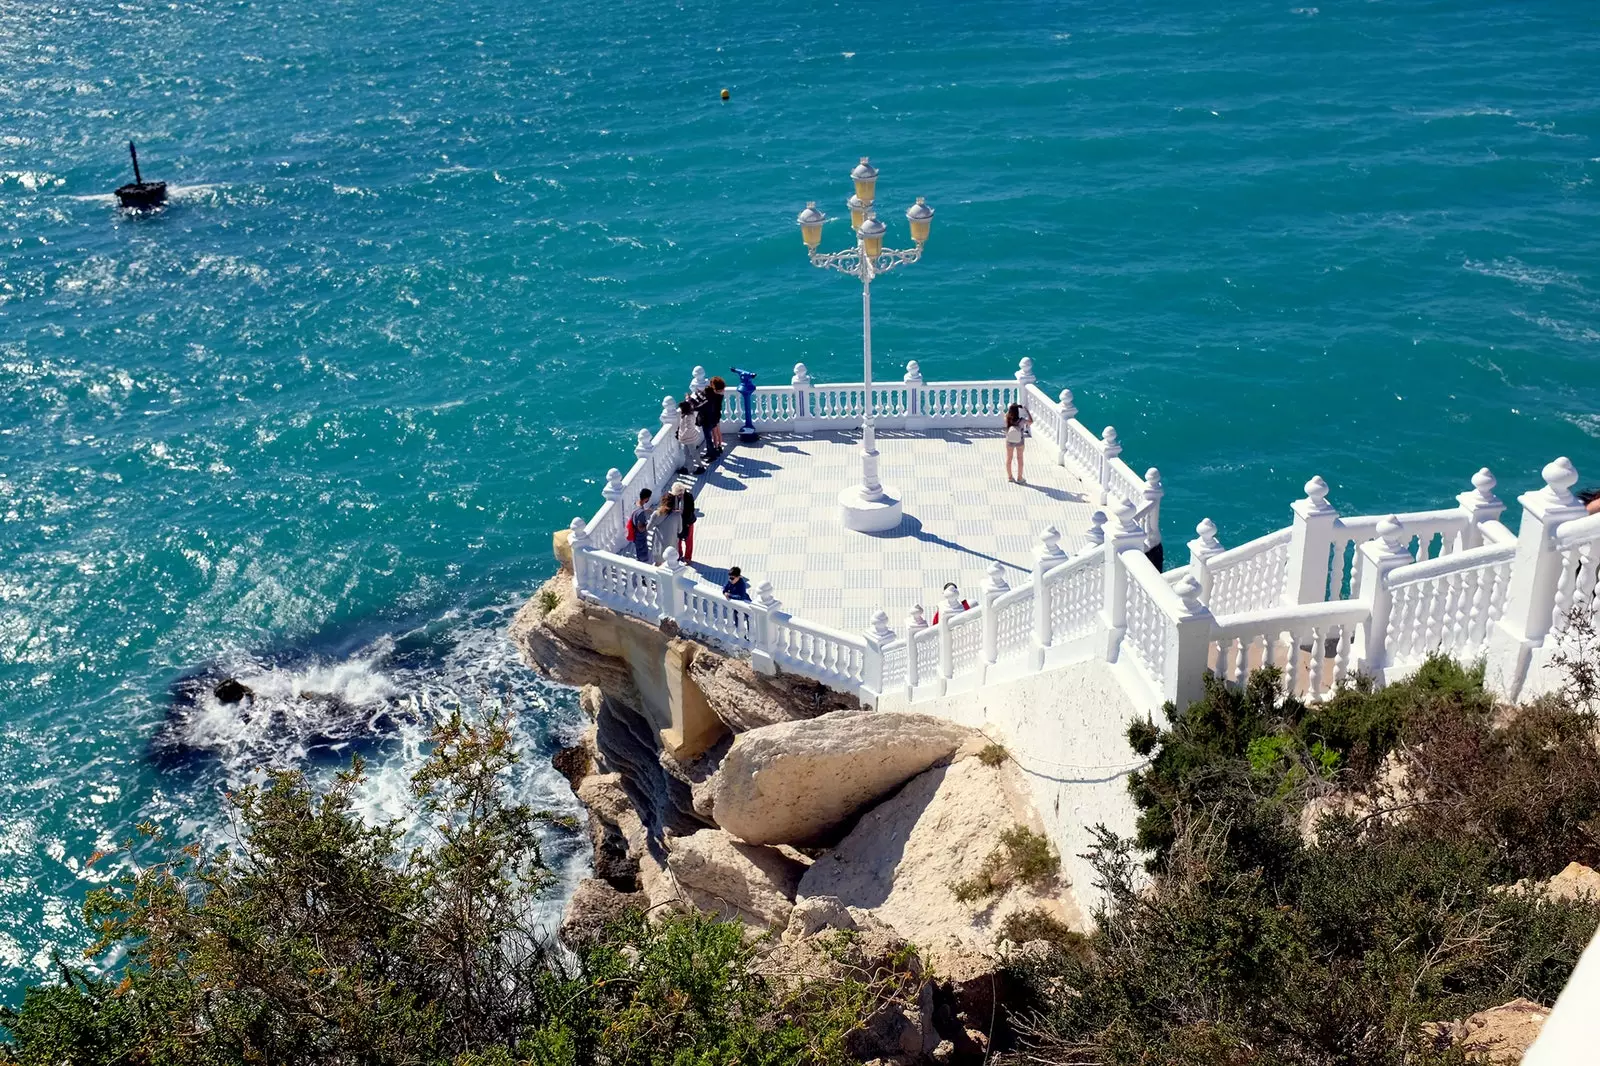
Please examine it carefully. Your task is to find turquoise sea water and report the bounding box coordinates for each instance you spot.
[1,0,1598,994]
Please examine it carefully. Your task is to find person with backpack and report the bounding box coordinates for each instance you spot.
[1004,401,1033,484]
[647,493,682,565]
[627,489,652,562]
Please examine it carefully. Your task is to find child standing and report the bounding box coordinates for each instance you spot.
[722,566,750,601]
[627,489,653,562]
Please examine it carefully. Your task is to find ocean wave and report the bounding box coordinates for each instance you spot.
[1463,257,1583,291]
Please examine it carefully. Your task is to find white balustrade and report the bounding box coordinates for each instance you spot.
[1206,529,1293,615]
[992,586,1035,664]
[1047,550,1105,645]
[1208,600,1367,703]
[1383,543,1516,668]
[1550,511,1600,638]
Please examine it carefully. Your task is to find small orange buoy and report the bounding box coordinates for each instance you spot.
[720,88,730,101]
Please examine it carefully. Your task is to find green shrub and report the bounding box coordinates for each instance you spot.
[950,825,1059,902]
[538,587,560,613]
[998,908,1089,960]
[977,742,1009,767]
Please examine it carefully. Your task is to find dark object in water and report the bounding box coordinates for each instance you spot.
[114,141,167,209]
[214,677,252,704]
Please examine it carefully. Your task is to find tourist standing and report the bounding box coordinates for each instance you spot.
[648,493,682,564]
[627,489,653,562]
[1004,402,1032,484]
[673,484,697,563]
[700,375,727,455]
[676,401,706,474]
[722,566,750,601]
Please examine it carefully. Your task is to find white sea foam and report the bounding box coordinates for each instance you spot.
[1464,257,1582,291]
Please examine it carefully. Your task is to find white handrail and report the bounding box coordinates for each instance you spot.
[1555,511,1600,550]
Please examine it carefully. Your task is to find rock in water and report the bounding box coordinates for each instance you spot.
[709,709,973,846]
[665,828,807,929]
[213,678,252,704]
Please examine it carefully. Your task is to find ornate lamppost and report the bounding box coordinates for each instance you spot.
[796,158,934,532]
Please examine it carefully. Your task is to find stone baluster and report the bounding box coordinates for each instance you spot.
[1014,356,1036,407]
[1188,518,1224,605]
[791,362,812,426]
[903,605,929,698]
[750,581,780,675]
[1097,426,1122,506]
[1487,458,1590,698]
[1056,388,1076,468]
[1141,467,1165,568]
[1354,516,1415,677]
[689,365,708,396]
[659,546,691,625]
[600,468,625,550]
[1099,496,1147,662]
[936,584,965,693]
[904,360,924,428]
[861,610,894,706]
[1455,468,1504,550]
[1284,475,1339,606]
[1168,575,1215,710]
[981,562,1010,668]
[1030,525,1068,669]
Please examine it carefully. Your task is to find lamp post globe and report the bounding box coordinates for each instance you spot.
[847,194,870,230]
[796,202,826,249]
[851,157,879,203]
[906,197,934,244]
[856,213,886,258]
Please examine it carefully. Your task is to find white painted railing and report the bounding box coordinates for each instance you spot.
[1208,600,1366,703]
[565,361,1598,713]
[1205,529,1293,615]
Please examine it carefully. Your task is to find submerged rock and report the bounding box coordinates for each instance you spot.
[709,709,975,846]
[213,678,252,704]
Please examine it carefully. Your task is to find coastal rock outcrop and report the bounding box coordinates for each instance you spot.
[710,710,975,846]
[798,754,1084,963]
[560,878,647,949]
[686,651,857,732]
[1424,998,1551,1062]
[663,828,808,929]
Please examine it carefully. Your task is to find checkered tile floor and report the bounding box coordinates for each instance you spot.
[673,430,1100,634]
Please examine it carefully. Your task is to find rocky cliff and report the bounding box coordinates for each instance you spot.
[510,561,1090,1061]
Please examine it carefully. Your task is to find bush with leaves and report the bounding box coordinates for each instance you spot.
[1011,655,1600,1066]
[0,707,881,1066]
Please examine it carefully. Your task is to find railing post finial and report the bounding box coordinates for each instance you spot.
[1036,524,1067,568]
[1084,510,1108,549]
[867,609,894,641]
[1286,474,1342,605]
[985,561,1010,593]
[635,428,654,458]
[754,580,779,609]
[568,516,590,553]
[1058,387,1077,421]
[690,365,709,395]
[791,362,811,389]
[602,468,625,503]
[1015,357,1036,388]
[660,395,677,428]
[1188,517,1224,604]
[1456,467,1505,547]
[1540,457,1580,506]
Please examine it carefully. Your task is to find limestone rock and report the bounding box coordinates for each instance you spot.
[710,710,975,846]
[784,894,857,941]
[560,877,645,949]
[798,755,1083,965]
[687,652,858,733]
[1424,998,1550,1062]
[1545,862,1600,902]
[665,828,807,929]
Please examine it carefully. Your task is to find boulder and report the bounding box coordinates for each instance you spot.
[784,895,857,941]
[687,652,859,733]
[665,828,807,929]
[1424,998,1550,1062]
[560,878,646,950]
[213,678,252,704]
[798,755,1083,966]
[710,710,975,846]
[1545,862,1600,902]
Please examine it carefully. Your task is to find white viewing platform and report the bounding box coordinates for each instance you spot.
[565,356,1600,717]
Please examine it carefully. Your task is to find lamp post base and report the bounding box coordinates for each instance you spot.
[838,484,903,533]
